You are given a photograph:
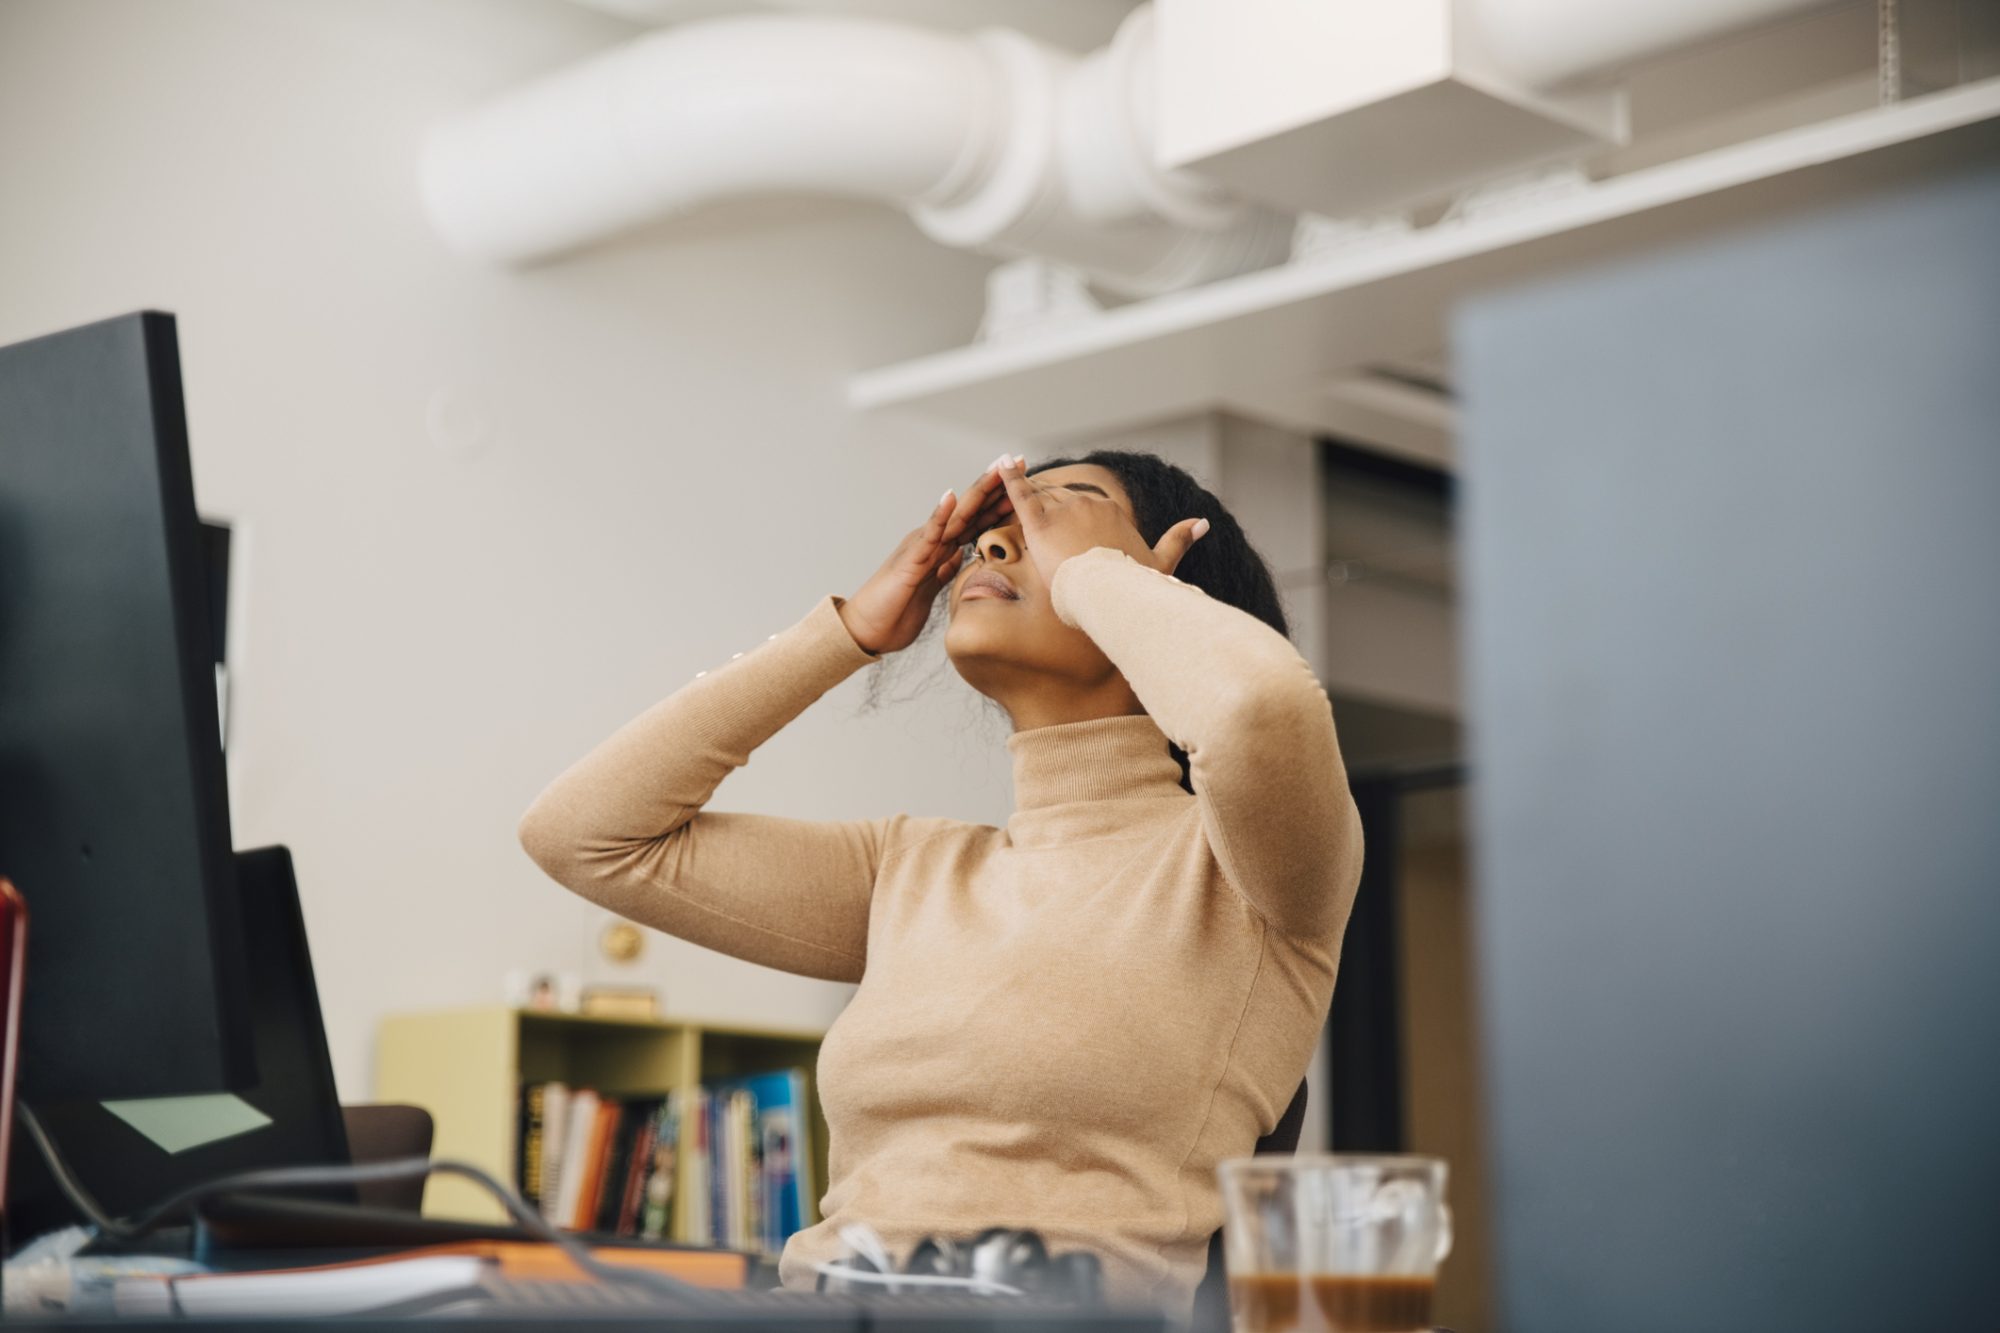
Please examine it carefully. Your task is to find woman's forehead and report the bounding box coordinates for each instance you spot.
[1031,463,1134,521]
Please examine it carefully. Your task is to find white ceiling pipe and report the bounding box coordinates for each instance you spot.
[1464,0,1848,90]
[419,15,1001,265]
[909,9,1291,294]
[419,5,1291,296]
[424,1,1840,292]
[1052,5,1242,234]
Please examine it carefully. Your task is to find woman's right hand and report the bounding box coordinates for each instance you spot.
[838,452,1023,656]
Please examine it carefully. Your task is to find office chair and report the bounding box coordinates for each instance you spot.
[339,1103,434,1212]
[1187,1077,1308,1333]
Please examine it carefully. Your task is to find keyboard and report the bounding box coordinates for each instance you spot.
[2,1271,1172,1332]
[460,1276,1174,1330]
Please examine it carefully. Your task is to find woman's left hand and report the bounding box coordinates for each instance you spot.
[994,455,1210,588]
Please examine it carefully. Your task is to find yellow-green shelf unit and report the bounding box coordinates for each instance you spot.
[375,1005,827,1240]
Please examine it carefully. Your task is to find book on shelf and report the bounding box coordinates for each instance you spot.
[638,1094,681,1241]
[706,1069,813,1257]
[684,1090,709,1245]
[594,1096,656,1234]
[536,1082,571,1221]
[613,1101,655,1237]
[577,1095,618,1231]
[513,1069,815,1257]
[517,1082,547,1213]
[550,1087,599,1231]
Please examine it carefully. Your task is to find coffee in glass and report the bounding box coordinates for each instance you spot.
[1217,1155,1452,1333]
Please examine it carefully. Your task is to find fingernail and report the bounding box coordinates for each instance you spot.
[941,488,955,506]
[1012,453,1027,467]
[989,453,1009,473]
[1193,518,1211,538]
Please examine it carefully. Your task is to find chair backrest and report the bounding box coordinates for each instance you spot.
[340,1103,435,1213]
[1252,1077,1310,1157]
[1187,1078,1308,1332]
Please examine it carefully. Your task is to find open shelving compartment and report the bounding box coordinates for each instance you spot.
[376,1004,828,1247]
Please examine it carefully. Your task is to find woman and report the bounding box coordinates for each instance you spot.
[518,449,1364,1315]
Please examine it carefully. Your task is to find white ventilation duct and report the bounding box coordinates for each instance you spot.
[418,6,1291,297]
[1464,0,1847,88]
[422,0,1854,293]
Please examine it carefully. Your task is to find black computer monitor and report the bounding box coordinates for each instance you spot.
[0,311,254,1102]
[6,847,353,1243]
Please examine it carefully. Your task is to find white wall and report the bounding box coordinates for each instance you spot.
[0,0,1020,1099]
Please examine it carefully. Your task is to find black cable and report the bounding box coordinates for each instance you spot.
[17,1102,727,1310]
[17,1102,125,1236]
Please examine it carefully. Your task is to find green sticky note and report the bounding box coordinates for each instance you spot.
[101,1093,273,1154]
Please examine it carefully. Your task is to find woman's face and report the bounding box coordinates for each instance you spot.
[943,462,1138,698]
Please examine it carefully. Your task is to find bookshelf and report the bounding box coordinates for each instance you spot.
[375,1005,827,1241]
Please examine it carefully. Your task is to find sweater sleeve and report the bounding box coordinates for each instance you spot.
[1049,545,1364,940]
[517,592,890,983]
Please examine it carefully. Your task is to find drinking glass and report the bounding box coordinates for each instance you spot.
[1217,1154,1452,1333]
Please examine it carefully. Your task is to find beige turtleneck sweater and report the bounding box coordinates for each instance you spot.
[518,544,1363,1315]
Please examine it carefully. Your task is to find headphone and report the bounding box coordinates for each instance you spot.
[814,1222,1103,1303]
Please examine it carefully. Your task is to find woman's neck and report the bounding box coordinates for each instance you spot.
[1002,683,1146,734]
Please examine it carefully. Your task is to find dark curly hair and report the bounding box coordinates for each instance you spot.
[858,449,1293,796]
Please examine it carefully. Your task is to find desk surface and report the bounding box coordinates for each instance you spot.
[15,1304,1170,1333]
[16,1276,1173,1331]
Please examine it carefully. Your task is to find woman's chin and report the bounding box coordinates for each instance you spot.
[945,618,1027,668]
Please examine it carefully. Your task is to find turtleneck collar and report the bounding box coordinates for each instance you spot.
[1002,713,1190,846]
